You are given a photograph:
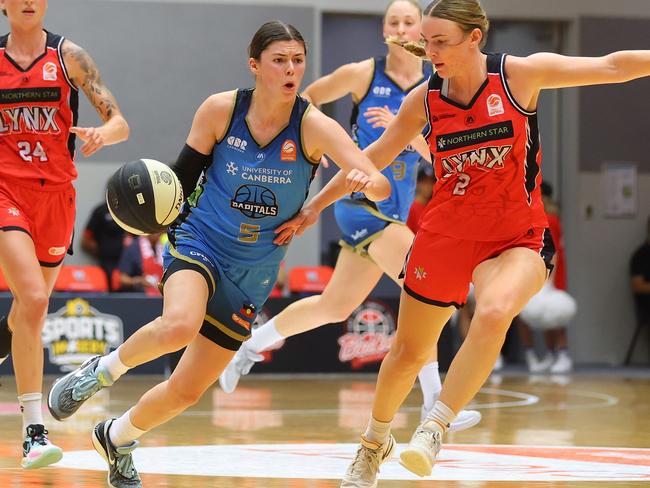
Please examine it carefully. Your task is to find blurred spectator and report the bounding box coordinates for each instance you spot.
[630,215,650,325]
[118,232,165,296]
[406,163,434,234]
[81,201,128,290]
[518,181,576,373]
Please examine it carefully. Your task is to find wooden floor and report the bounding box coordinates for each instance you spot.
[1,370,649,487]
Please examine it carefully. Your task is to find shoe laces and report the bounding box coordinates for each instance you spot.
[26,425,49,447]
[114,444,138,479]
[349,444,381,478]
[415,426,441,451]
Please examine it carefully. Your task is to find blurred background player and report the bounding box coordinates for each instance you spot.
[0,0,128,469]
[219,0,480,432]
[81,195,129,291]
[518,181,576,373]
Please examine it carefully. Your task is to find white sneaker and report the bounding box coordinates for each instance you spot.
[341,435,395,487]
[21,424,63,469]
[549,351,573,373]
[399,423,442,477]
[218,343,264,393]
[420,405,481,432]
[526,350,554,373]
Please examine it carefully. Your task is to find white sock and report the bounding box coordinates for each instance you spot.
[363,416,391,445]
[424,400,456,434]
[19,393,43,433]
[109,409,146,447]
[418,361,442,412]
[245,317,285,354]
[98,347,130,382]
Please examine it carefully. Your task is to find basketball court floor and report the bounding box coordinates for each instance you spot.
[1,370,649,487]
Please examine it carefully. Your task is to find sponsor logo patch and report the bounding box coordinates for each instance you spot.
[487,93,505,116]
[43,61,57,81]
[436,121,513,152]
[280,139,297,162]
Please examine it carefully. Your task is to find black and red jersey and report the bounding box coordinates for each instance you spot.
[0,30,78,184]
[421,53,547,241]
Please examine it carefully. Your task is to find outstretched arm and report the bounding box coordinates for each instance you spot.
[62,40,129,156]
[506,51,650,112]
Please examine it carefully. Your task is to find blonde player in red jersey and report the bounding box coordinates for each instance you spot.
[0,0,128,469]
[276,0,650,485]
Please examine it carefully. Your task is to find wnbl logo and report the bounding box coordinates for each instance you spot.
[227,136,248,152]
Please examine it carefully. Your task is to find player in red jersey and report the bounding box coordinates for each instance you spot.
[277,0,650,484]
[0,0,128,469]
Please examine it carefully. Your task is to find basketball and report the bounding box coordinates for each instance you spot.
[106,159,184,235]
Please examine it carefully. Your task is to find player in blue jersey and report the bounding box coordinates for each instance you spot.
[219,0,480,433]
[46,21,390,487]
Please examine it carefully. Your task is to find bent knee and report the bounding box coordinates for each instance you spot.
[166,379,204,408]
[389,340,433,371]
[158,314,202,350]
[473,303,519,334]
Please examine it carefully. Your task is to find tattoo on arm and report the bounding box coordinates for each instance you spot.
[62,41,121,122]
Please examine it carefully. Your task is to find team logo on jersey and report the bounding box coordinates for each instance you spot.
[227,136,248,153]
[338,300,396,369]
[42,298,123,372]
[280,139,297,162]
[372,86,392,97]
[231,184,278,219]
[440,145,513,175]
[487,94,505,117]
[7,207,19,217]
[226,162,239,176]
[42,62,57,81]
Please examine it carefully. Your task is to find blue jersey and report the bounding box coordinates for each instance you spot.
[343,56,432,222]
[172,89,318,267]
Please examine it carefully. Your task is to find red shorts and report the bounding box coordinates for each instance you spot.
[0,177,76,267]
[403,227,555,308]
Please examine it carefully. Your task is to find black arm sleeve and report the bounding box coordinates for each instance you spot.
[169,144,212,199]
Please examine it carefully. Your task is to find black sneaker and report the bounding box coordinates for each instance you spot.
[48,355,114,421]
[22,424,63,469]
[92,419,142,488]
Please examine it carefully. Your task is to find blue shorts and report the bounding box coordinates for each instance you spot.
[162,234,278,350]
[334,199,402,256]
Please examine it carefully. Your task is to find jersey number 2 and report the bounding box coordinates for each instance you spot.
[453,173,471,196]
[18,141,48,163]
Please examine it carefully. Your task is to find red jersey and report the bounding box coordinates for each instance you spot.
[546,212,567,290]
[421,53,547,241]
[0,31,78,184]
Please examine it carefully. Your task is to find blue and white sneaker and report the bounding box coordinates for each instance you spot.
[48,355,114,421]
[21,424,63,469]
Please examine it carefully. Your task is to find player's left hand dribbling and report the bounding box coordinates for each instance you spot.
[71,126,105,157]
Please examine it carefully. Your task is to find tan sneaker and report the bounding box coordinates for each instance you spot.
[399,424,442,477]
[341,435,395,487]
